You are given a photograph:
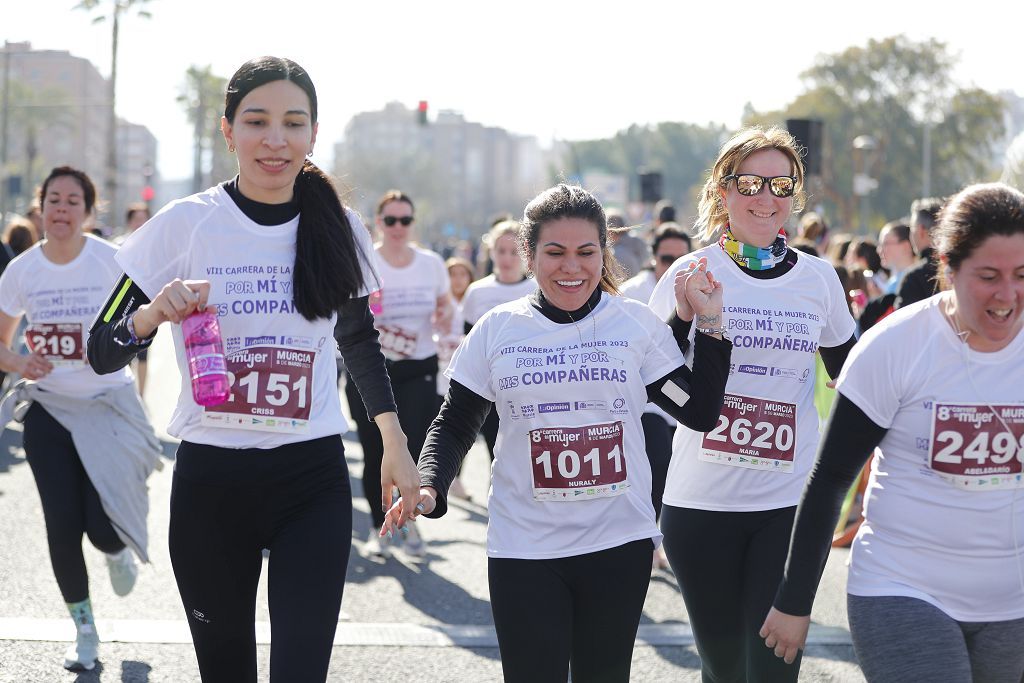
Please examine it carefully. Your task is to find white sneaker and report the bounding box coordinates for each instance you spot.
[105,547,138,596]
[402,523,426,560]
[365,529,393,559]
[63,624,99,671]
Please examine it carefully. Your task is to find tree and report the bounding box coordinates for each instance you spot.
[74,0,154,222]
[177,65,229,193]
[744,36,1005,232]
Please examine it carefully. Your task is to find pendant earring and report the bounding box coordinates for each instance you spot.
[228,145,235,153]
[307,150,313,157]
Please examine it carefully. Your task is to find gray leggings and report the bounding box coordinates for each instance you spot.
[847,594,1024,683]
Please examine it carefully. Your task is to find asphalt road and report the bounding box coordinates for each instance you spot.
[0,327,865,681]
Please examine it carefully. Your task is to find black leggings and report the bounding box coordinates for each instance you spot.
[345,356,438,529]
[489,539,653,683]
[23,403,125,604]
[640,412,673,519]
[661,505,801,683]
[169,436,352,683]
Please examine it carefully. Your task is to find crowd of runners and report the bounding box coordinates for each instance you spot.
[0,55,1021,682]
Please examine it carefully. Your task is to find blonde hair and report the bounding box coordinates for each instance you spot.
[694,126,806,242]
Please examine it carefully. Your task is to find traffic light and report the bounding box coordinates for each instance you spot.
[417,100,428,125]
[638,170,662,203]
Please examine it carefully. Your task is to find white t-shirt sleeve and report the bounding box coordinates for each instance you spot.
[835,324,904,428]
[817,261,857,347]
[648,254,698,320]
[635,304,686,384]
[347,209,381,297]
[447,314,495,401]
[0,258,25,318]
[115,202,191,300]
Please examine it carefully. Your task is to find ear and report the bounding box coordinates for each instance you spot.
[309,121,319,154]
[221,116,233,150]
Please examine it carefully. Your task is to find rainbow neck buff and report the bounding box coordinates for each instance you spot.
[718,226,788,271]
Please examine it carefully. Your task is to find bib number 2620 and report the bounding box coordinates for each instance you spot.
[700,394,797,472]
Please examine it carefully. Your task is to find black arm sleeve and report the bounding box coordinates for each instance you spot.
[667,311,693,353]
[87,274,155,374]
[335,295,397,420]
[463,320,474,335]
[418,380,493,519]
[818,333,856,380]
[772,394,888,615]
[646,332,732,432]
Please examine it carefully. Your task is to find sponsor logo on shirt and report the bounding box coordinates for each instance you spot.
[575,400,608,410]
[738,364,768,376]
[507,401,519,419]
[770,367,798,379]
[538,402,571,414]
[245,335,276,346]
[520,404,536,419]
[281,335,312,348]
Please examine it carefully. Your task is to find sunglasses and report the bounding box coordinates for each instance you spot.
[657,254,680,265]
[382,215,414,227]
[723,174,797,198]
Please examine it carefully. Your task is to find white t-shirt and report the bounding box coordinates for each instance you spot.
[837,295,1024,621]
[116,184,378,449]
[460,274,537,327]
[619,270,657,304]
[373,246,449,361]
[0,235,134,397]
[649,246,855,511]
[447,294,685,559]
[436,294,464,396]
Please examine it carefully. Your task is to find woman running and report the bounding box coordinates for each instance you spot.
[0,166,161,671]
[761,182,1024,682]
[385,184,732,682]
[647,126,857,682]
[87,57,419,682]
[343,189,451,560]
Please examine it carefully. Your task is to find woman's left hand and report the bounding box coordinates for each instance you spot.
[684,260,724,321]
[759,607,809,664]
[380,487,437,540]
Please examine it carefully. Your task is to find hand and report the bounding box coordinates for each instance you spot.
[378,426,421,527]
[673,260,701,321]
[684,260,724,321]
[380,487,437,540]
[134,279,212,335]
[18,351,53,380]
[759,607,809,665]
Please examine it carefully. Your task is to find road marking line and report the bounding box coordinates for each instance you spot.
[0,618,851,647]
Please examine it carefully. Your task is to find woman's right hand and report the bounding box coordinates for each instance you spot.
[672,260,701,321]
[18,351,53,380]
[133,279,211,336]
[685,261,724,323]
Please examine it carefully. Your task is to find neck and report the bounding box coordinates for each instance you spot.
[237,175,293,205]
[378,241,413,264]
[529,286,602,324]
[41,234,87,264]
[495,272,524,285]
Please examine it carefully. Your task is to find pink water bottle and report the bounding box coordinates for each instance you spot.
[369,290,384,315]
[181,310,230,407]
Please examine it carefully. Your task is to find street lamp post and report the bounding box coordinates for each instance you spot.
[852,135,878,235]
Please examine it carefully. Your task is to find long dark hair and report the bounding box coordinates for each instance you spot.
[224,56,368,320]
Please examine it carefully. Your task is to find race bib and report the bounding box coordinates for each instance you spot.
[929,402,1024,491]
[701,394,797,472]
[376,324,418,361]
[529,421,629,501]
[202,345,314,433]
[25,323,85,365]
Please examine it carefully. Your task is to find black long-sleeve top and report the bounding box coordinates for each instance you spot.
[772,394,887,615]
[87,178,397,420]
[418,286,733,519]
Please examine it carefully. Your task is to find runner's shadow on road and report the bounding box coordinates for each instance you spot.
[0,425,25,476]
[66,660,152,682]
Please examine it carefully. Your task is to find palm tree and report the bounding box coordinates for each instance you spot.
[177,65,228,193]
[73,0,154,222]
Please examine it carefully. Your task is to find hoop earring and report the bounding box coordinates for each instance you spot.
[307,150,314,157]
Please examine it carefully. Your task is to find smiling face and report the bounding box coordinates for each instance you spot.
[720,148,795,247]
[41,175,88,242]
[221,79,317,204]
[948,233,1024,352]
[527,217,603,311]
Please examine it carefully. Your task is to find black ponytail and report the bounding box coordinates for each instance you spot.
[292,160,370,320]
